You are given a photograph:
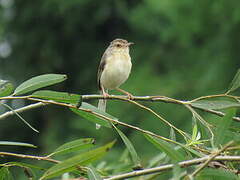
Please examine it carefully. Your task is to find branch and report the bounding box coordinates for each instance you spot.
[112,97,189,139]
[82,94,240,122]
[0,102,47,120]
[0,152,60,163]
[104,155,240,180]
[189,141,234,177]
[24,98,183,147]
[189,105,240,122]
[82,94,188,105]
[0,96,189,148]
[0,94,240,122]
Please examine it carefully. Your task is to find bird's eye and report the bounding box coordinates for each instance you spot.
[116,44,121,47]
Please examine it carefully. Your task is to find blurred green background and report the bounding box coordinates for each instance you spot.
[0,0,240,178]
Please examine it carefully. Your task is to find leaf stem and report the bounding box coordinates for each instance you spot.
[0,152,60,163]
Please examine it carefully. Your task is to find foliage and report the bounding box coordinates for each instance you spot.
[0,71,239,179]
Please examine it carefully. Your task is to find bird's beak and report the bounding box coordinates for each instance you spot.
[127,42,134,46]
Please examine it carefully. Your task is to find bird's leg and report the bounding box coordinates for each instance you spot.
[116,88,133,100]
[101,85,110,99]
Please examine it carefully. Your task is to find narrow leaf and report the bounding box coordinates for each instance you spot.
[5,162,45,170]
[0,80,14,97]
[192,124,198,140]
[32,90,81,105]
[87,166,102,180]
[0,102,39,133]
[49,138,95,156]
[215,109,235,147]
[0,141,36,148]
[169,127,176,141]
[191,100,240,110]
[197,168,237,180]
[228,69,240,93]
[144,134,185,162]
[40,141,115,180]
[172,163,185,180]
[70,102,118,128]
[13,74,67,96]
[148,153,166,168]
[0,167,13,180]
[113,125,142,169]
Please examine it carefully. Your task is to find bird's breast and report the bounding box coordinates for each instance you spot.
[100,53,132,90]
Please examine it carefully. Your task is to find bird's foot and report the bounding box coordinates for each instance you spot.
[126,92,134,100]
[102,91,110,99]
[116,88,134,100]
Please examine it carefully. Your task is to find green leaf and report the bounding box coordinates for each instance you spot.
[50,138,95,156]
[148,153,166,168]
[191,100,240,110]
[0,80,14,97]
[0,102,39,133]
[192,124,198,140]
[169,127,176,141]
[13,74,67,96]
[87,166,102,180]
[172,163,185,180]
[0,162,38,179]
[70,102,118,128]
[4,162,45,171]
[0,167,13,180]
[144,134,185,162]
[215,109,235,147]
[181,144,203,157]
[0,141,36,148]
[197,168,237,180]
[228,69,240,93]
[113,126,142,169]
[31,90,81,105]
[40,141,115,180]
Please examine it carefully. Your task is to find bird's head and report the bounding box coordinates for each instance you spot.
[110,38,134,53]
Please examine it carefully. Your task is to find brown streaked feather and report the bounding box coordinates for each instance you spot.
[97,51,107,90]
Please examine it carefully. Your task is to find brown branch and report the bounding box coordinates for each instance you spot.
[0,102,47,120]
[23,97,181,147]
[0,152,60,164]
[189,141,234,177]
[0,94,239,122]
[110,96,189,139]
[104,155,240,180]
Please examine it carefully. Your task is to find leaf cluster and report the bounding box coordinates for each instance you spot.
[0,70,239,179]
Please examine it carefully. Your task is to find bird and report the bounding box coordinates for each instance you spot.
[96,38,134,129]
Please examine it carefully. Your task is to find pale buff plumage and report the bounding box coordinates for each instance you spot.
[96,38,133,129]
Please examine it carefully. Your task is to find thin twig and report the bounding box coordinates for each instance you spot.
[190,94,239,102]
[189,141,234,177]
[0,102,39,133]
[0,95,237,149]
[189,105,240,122]
[114,96,190,140]
[185,104,214,145]
[81,94,189,105]
[0,152,60,163]
[22,97,181,146]
[1,94,239,122]
[0,102,46,120]
[104,155,240,180]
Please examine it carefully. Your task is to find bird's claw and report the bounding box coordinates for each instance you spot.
[126,92,134,100]
[102,91,110,99]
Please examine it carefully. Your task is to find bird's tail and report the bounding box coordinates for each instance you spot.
[96,90,108,129]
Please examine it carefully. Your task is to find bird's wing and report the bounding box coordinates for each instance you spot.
[97,50,107,90]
